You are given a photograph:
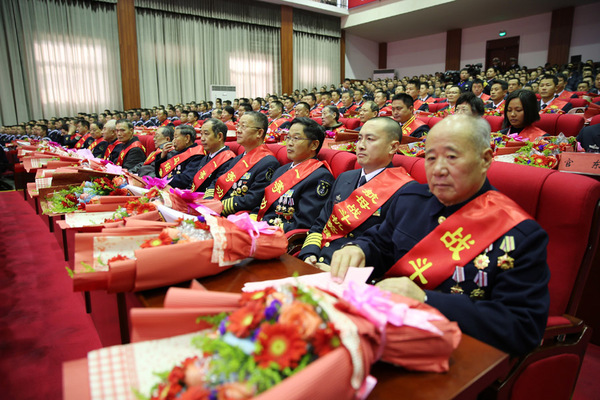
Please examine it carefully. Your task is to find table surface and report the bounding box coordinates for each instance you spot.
[64,254,510,400]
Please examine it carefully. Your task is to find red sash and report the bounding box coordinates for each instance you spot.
[159,145,204,178]
[116,140,145,166]
[378,106,393,117]
[104,140,120,159]
[515,125,546,141]
[88,138,103,151]
[541,98,568,113]
[214,145,273,200]
[75,133,91,149]
[191,149,236,191]
[160,120,170,127]
[384,191,531,289]
[401,115,426,136]
[413,99,425,111]
[322,167,413,244]
[268,117,288,133]
[257,159,324,220]
[144,149,161,165]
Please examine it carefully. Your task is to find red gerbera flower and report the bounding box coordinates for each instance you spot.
[140,231,173,248]
[227,302,265,338]
[239,288,275,306]
[311,322,341,357]
[194,220,209,230]
[145,188,160,199]
[108,254,130,263]
[254,322,307,368]
[178,386,211,400]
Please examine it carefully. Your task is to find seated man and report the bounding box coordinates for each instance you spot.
[485,79,508,113]
[110,120,147,173]
[555,73,576,100]
[155,125,204,189]
[405,80,430,112]
[253,117,334,232]
[356,101,379,131]
[191,118,236,193]
[507,77,522,94]
[267,100,290,134]
[374,91,392,117]
[471,79,490,102]
[140,110,156,127]
[101,120,119,159]
[299,117,414,267]
[339,91,359,117]
[576,123,600,153]
[437,85,461,116]
[391,93,429,138]
[74,120,93,149]
[87,121,106,158]
[204,111,279,216]
[330,115,550,356]
[455,92,485,117]
[538,74,573,113]
[137,126,173,177]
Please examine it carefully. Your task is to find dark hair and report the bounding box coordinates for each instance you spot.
[306,93,317,103]
[502,89,540,129]
[246,111,268,138]
[363,100,379,114]
[456,92,485,117]
[375,90,389,100]
[175,124,197,142]
[296,101,310,112]
[91,121,104,130]
[223,105,237,122]
[472,79,484,86]
[158,125,174,141]
[392,93,414,107]
[239,103,252,112]
[322,105,340,122]
[290,117,326,153]
[188,110,199,120]
[541,74,558,85]
[204,118,227,140]
[407,79,420,89]
[77,119,90,129]
[492,79,509,91]
[270,101,283,113]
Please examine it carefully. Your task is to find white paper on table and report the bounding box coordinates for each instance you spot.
[88,332,204,400]
[156,204,197,223]
[92,235,156,270]
[126,184,149,197]
[242,267,374,298]
[65,211,116,228]
[493,154,517,164]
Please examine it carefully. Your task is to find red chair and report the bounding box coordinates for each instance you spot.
[425,116,443,128]
[427,103,448,113]
[567,98,589,108]
[340,118,360,130]
[589,114,600,126]
[136,134,156,156]
[533,114,560,135]
[265,143,289,166]
[484,116,504,132]
[226,142,244,155]
[556,114,585,138]
[434,98,447,103]
[311,117,322,125]
[318,148,357,179]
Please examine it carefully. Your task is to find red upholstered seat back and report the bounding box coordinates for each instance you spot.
[265,143,289,165]
[556,114,585,138]
[424,116,443,128]
[226,142,244,155]
[567,98,588,108]
[136,135,155,156]
[341,118,360,130]
[311,117,323,125]
[533,114,560,135]
[392,154,421,176]
[483,116,504,132]
[318,148,357,178]
[427,103,448,113]
[590,114,600,126]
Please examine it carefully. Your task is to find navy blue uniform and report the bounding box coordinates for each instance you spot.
[204,150,279,216]
[253,161,334,233]
[354,180,550,356]
[154,143,204,189]
[193,146,236,193]
[298,165,408,264]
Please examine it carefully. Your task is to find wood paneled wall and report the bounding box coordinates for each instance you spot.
[445,29,462,71]
[280,6,294,94]
[116,0,140,109]
[547,6,574,66]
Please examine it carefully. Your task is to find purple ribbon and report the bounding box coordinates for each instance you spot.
[143,176,171,190]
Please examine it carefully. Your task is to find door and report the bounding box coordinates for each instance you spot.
[486,36,520,71]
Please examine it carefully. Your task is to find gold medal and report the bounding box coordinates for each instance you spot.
[450,284,463,294]
[474,254,490,270]
[470,288,485,299]
[497,254,515,270]
[437,216,446,224]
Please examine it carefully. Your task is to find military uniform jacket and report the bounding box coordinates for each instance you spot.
[253,161,334,233]
[298,165,405,264]
[91,140,109,159]
[155,144,205,189]
[193,146,236,193]
[205,149,279,215]
[354,180,550,356]
[110,137,146,173]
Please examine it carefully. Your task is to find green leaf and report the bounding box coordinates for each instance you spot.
[196,312,229,327]
[131,387,150,400]
[80,261,95,273]
[65,266,74,279]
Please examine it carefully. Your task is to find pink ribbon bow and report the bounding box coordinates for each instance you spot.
[226,213,279,255]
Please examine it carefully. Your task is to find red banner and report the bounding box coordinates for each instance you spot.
[348,0,378,8]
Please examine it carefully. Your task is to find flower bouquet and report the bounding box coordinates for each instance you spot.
[490,133,529,155]
[328,141,356,153]
[398,141,426,157]
[71,211,288,293]
[42,176,129,214]
[541,105,565,114]
[85,282,460,400]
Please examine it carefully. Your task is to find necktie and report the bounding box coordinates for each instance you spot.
[358,175,367,187]
[541,103,546,109]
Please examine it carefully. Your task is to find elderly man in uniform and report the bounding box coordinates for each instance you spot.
[252,117,334,232]
[299,117,413,268]
[137,126,174,177]
[204,111,279,216]
[330,115,550,356]
[154,124,204,189]
[111,119,146,173]
[191,119,236,193]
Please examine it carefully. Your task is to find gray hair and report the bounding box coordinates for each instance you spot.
[432,115,490,153]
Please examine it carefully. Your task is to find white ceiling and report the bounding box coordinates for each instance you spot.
[342,0,600,42]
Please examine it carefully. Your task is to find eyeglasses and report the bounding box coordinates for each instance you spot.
[238,124,261,131]
[287,136,312,144]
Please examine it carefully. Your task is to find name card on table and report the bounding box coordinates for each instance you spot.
[558,152,600,176]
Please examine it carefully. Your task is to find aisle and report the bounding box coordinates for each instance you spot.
[0,191,102,400]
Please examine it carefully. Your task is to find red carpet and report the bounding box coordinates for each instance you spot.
[0,189,598,399]
[0,191,102,400]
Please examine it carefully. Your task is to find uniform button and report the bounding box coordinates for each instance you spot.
[324,242,330,247]
[349,233,354,238]
[438,216,446,224]
[319,257,324,262]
